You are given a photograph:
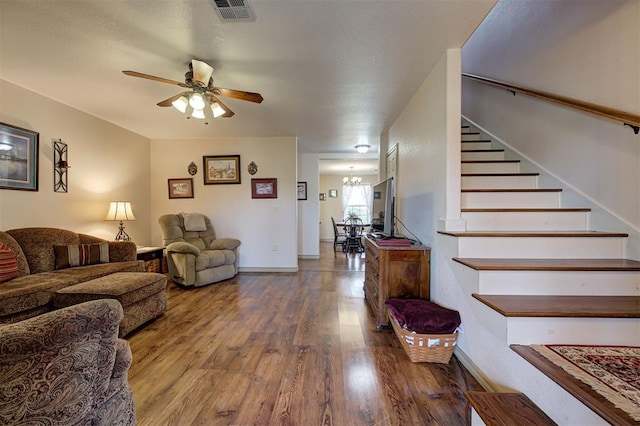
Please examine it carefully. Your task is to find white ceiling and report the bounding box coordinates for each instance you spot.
[0,0,495,162]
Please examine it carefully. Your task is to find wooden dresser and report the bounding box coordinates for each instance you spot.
[363,236,430,328]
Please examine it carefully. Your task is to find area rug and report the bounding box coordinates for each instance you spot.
[530,345,640,422]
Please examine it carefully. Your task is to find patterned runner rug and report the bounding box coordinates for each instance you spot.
[531,345,640,422]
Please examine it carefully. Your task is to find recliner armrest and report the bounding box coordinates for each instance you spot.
[166,241,200,256]
[210,238,241,250]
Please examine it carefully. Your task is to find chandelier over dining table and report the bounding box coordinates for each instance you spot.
[343,166,362,186]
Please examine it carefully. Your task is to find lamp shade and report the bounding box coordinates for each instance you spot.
[355,144,370,154]
[106,201,136,221]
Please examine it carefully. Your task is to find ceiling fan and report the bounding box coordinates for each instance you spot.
[122,59,263,121]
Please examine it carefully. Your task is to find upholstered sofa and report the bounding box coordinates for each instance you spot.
[0,227,145,324]
[158,213,240,287]
[0,299,136,425]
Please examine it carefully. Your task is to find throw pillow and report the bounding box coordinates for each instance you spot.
[54,242,110,270]
[182,212,207,232]
[0,242,19,283]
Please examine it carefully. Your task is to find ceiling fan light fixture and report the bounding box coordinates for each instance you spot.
[355,144,370,154]
[189,93,206,110]
[172,96,189,113]
[191,108,206,119]
[210,102,225,118]
[191,60,214,86]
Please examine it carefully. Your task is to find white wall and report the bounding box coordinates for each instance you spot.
[0,80,152,243]
[462,0,640,259]
[297,153,319,258]
[150,136,298,271]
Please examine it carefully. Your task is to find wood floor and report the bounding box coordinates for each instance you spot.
[127,242,483,425]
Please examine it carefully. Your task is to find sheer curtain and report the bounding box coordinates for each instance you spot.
[342,184,373,222]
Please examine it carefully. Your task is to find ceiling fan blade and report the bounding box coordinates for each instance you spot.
[122,70,188,88]
[157,92,190,107]
[210,95,235,118]
[213,87,263,103]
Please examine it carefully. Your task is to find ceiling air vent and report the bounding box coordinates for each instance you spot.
[211,0,256,22]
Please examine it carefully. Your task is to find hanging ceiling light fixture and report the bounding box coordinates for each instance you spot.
[355,144,370,154]
[343,166,362,186]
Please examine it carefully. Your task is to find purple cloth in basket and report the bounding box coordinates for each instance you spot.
[385,298,461,334]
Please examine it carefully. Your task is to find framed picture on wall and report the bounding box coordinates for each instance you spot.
[251,178,277,199]
[0,122,39,191]
[168,178,194,199]
[328,189,338,198]
[297,182,307,200]
[203,155,241,184]
[319,193,326,201]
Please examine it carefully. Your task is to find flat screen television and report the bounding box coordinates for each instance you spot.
[370,177,395,238]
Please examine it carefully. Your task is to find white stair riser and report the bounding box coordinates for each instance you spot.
[507,317,640,345]
[461,141,493,150]
[462,151,505,161]
[477,270,640,296]
[457,236,625,258]
[461,211,589,231]
[461,162,520,173]
[461,191,560,208]
[462,175,538,190]
[462,133,482,141]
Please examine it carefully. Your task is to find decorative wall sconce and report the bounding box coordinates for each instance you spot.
[53,139,69,193]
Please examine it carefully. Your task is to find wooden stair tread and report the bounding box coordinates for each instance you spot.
[465,391,556,426]
[462,172,539,177]
[462,131,480,135]
[462,149,505,153]
[454,257,640,271]
[472,294,640,317]
[462,188,562,193]
[461,208,590,212]
[511,345,636,425]
[462,160,520,163]
[462,139,493,143]
[438,230,629,238]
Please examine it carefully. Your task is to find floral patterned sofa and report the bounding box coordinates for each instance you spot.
[0,299,136,425]
[0,227,145,324]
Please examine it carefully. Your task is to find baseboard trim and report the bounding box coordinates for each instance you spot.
[454,347,507,393]
[237,267,298,273]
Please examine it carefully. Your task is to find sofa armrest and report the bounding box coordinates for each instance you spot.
[210,238,241,250]
[166,241,200,256]
[0,299,124,425]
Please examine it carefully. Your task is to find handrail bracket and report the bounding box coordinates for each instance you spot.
[624,123,639,135]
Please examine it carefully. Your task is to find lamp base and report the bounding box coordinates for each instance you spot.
[114,221,131,242]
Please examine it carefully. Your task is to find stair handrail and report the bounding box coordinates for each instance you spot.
[462,73,640,134]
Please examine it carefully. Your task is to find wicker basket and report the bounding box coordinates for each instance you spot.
[389,314,458,363]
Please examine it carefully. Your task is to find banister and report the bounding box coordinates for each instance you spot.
[462,73,640,134]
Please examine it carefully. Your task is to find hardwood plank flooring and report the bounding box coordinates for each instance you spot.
[127,242,483,425]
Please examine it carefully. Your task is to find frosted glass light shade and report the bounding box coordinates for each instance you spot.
[105,201,136,221]
[355,144,370,154]
[189,93,206,110]
[211,102,225,118]
[172,96,189,113]
[191,108,205,119]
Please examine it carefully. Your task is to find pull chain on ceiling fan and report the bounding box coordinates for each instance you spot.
[122,59,263,123]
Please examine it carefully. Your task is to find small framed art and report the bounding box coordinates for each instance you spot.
[168,178,194,199]
[297,182,307,200]
[0,122,39,191]
[251,178,277,199]
[319,193,326,201]
[203,155,241,184]
[328,189,338,198]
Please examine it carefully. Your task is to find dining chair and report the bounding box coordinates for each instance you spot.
[331,216,348,252]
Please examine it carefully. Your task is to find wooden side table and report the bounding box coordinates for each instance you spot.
[136,247,165,273]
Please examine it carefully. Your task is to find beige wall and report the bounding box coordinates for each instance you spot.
[0,80,152,243]
[149,136,298,270]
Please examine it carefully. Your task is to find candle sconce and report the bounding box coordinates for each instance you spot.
[53,139,69,193]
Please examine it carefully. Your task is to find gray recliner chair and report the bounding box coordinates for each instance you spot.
[158,213,240,287]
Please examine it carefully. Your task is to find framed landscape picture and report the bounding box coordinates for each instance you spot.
[203,155,241,184]
[168,178,194,199]
[251,178,277,199]
[0,122,39,191]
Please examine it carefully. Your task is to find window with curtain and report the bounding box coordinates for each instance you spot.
[342,184,373,223]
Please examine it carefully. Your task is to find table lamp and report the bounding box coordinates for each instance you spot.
[105,201,136,241]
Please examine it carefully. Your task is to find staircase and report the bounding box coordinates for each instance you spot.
[438,124,640,424]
